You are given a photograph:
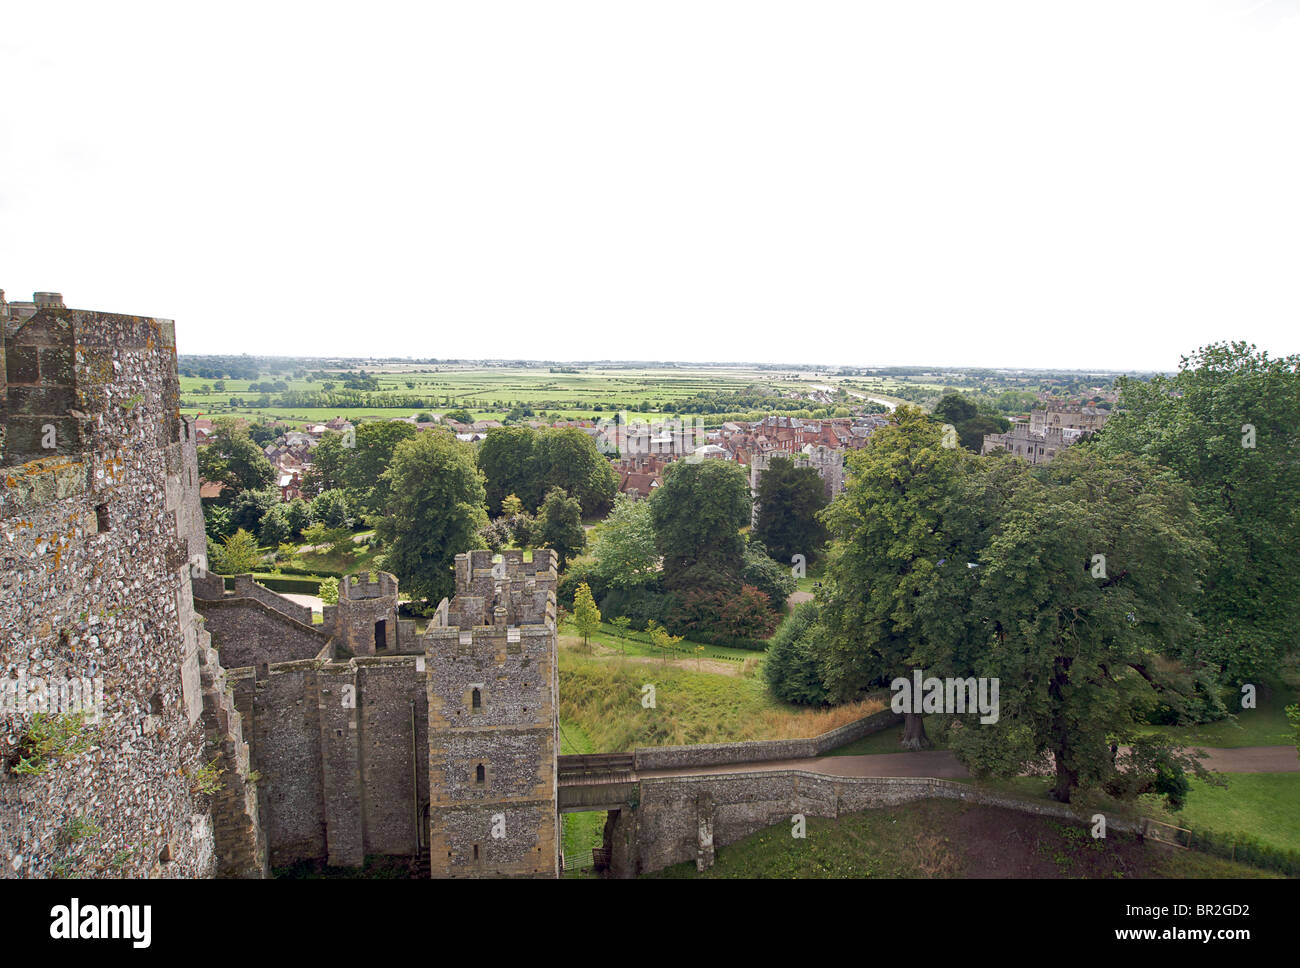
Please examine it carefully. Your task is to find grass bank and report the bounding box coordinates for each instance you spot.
[558,644,884,752]
[647,799,1276,879]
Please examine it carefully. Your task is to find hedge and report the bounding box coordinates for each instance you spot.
[274,563,347,579]
[246,574,324,595]
[1180,825,1300,878]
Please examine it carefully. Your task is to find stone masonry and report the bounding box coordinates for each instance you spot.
[0,294,260,878]
[191,550,560,877]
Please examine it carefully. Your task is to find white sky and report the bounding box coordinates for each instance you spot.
[3,1,1298,371]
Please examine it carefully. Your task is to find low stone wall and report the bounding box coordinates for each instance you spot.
[631,707,901,771]
[194,596,330,668]
[611,770,1146,876]
[226,575,314,626]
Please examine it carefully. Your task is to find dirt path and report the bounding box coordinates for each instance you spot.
[637,745,1300,782]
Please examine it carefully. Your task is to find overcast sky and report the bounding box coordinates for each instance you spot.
[3,1,1298,370]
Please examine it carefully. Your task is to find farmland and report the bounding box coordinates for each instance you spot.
[177,357,1127,429]
[179,363,832,427]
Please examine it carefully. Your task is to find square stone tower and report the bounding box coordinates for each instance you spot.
[424,550,560,877]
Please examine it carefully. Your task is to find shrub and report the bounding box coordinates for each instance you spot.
[558,556,609,610]
[599,586,678,628]
[285,497,314,536]
[763,602,831,705]
[742,542,797,610]
[318,576,340,606]
[669,585,779,643]
[215,529,262,574]
[7,713,99,777]
[1185,826,1300,877]
[311,489,351,529]
[229,486,279,535]
[259,503,294,546]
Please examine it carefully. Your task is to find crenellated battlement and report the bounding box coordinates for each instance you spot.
[446,549,557,628]
[1,293,181,473]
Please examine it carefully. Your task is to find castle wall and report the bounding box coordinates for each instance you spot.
[355,657,427,858]
[608,771,1152,877]
[176,518,560,878]
[1,306,222,878]
[194,596,331,668]
[245,663,327,868]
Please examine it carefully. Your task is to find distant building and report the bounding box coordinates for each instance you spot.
[981,424,1084,464]
[1027,406,1109,436]
[749,444,845,524]
[982,406,1108,464]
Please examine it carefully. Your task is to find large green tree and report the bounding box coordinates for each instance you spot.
[536,429,617,516]
[753,455,828,564]
[1091,341,1300,682]
[932,391,1011,452]
[536,486,586,570]
[339,421,417,515]
[590,493,659,589]
[817,406,967,748]
[649,459,751,591]
[197,418,276,499]
[476,427,616,517]
[375,431,489,603]
[955,447,1210,804]
[477,427,539,515]
[302,430,348,496]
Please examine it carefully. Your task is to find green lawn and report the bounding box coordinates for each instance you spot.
[646,798,1275,879]
[948,770,1300,857]
[1139,677,1299,749]
[558,648,884,752]
[1145,772,1300,855]
[559,617,760,664]
[558,720,606,873]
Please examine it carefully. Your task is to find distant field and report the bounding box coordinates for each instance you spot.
[178,365,827,427]
[177,361,1090,428]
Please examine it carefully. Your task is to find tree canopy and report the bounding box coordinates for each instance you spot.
[649,459,751,591]
[1091,341,1300,682]
[375,431,488,603]
[197,418,276,498]
[753,455,828,565]
[477,426,617,517]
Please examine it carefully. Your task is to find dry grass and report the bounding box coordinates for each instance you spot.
[559,649,886,751]
[748,696,886,741]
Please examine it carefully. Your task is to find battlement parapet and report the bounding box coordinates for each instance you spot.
[1,299,181,471]
[449,550,556,627]
[341,571,398,600]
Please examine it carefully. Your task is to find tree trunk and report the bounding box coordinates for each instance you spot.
[900,712,930,750]
[1050,751,1077,803]
[1048,653,1075,802]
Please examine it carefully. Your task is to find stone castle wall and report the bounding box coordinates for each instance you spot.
[199,549,560,877]
[0,302,245,878]
[608,770,1149,876]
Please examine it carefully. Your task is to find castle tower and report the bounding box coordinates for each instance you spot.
[332,572,400,654]
[424,549,560,878]
[0,296,231,878]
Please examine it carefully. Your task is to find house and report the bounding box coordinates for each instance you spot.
[278,471,303,502]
